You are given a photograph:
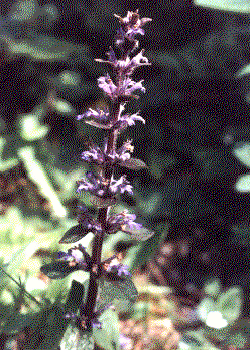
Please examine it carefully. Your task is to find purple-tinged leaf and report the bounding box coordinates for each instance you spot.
[90,195,116,208]
[40,262,79,279]
[59,225,91,244]
[119,158,148,170]
[85,120,114,129]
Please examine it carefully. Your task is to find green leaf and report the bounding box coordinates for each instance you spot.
[178,331,205,349]
[60,323,94,350]
[65,280,85,314]
[84,120,113,129]
[93,308,120,350]
[40,262,80,279]
[233,142,250,168]
[19,105,48,141]
[216,287,242,324]
[2,312,38,335]
[99,277,138,313]
[203,279,221,298]
[130,229,165,271]
[194,0,250,13]
[119,158,148,170]
[59,225,91,244]
[34,305,69,350]
[235,174,250,192]
[122,225,155,241]
[1,34,77,61]
[0,137,18,171]
[196,297,216,323]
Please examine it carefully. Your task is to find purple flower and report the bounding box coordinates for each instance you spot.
[109,175,133,195]
[77,106,110,123]
[81,146,105,165]
[58,244,92,268]
[104,138,134,162]
[77,172,133,198]
[115,111,145,130]
[95,48,150,76]
[107,210,143,234]
[107,263,131,278]
[77,171,106,197]
[97,74,117,99]
[114,10,152,45]
[121,77,146,95]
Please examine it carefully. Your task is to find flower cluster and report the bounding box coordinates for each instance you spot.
[77,171,133,197]
[40,9,152,336]
[81,138,134,167]
[106,210,143,235]
[97,74,145,100]
[114,9,152,50]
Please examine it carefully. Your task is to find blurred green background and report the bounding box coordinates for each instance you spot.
[1,0,250,349]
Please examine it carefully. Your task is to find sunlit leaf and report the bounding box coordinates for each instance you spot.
[233,142,250,167]
[196,297,216,323]
[1,34,76,61]
[93,308,120,350]
[58,71,80,86]
[40,262,79,279]
[19,105,48,141]
[235,174,250,192]
[194,0,250,13]
[10,0,37,21]
[203,279,222,298]
[216,287,242,324]
[226,332,248,349]
[60,323,94,350]
[59,225,91,244]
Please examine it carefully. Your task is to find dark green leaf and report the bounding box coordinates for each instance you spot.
[85,120,113,129]
[130,229,165,270]
[40,262,79,279]
[119,158,148,170]
[99,277,138,313]
[65,280,85,314]
[59,225,91,244]
[90,195,116,208]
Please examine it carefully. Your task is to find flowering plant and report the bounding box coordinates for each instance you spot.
[41,9,152,347]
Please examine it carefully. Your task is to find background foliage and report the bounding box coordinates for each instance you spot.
[1,0,250,348]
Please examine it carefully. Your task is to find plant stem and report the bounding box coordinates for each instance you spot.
[83,101,121,321]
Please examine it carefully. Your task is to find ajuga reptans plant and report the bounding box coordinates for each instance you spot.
[41,9,152,335]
